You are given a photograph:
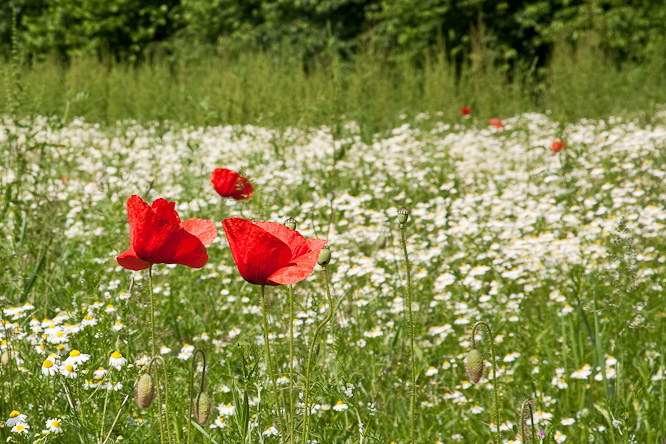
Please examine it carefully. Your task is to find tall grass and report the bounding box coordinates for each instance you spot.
[2,35,666,132]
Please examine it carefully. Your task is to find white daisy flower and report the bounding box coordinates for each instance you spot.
[333,401,348,412]
[64,349,90,366]
[109,351,127,370]
[218,404,236,416]
[42,358,58,376]
[46,418,63,434]
[7,410,27,427]
[11,422,29,434]
[61,364,78,378]
[94,367,108,379]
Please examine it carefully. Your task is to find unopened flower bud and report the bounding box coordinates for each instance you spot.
[284,217,297,231]
[317,246,331,267]
[195,392,213,425]
[397,207,409,225]
[134,373,156,409]
[1,351,10,366]
[465,349,485,384]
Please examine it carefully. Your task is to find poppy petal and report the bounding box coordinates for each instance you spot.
[116,247,150,270]
[268,239,327,285]
[182,219,217,246]
[230,176,253,200]
[222,218,292,285]
[253,221,310,258]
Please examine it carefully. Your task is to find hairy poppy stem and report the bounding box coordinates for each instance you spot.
[288,284,295,444]
[188,349,207,444]
[519,398,536,444]
[259,285,285,439]
[149,264,157,358]
[302,266,335,444]
[399,224,416,444]
[472,321,500,443]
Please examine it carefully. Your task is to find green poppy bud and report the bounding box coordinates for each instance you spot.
[134,373,156,409]
[465,349,484,384]
[284,217,297,231]
[195,392,213,425]
[397,207,409,225]
[317,246,331,267]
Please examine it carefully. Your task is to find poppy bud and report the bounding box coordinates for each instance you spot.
[317,246,331,267]
[1,351,10,366]
[194,392,213,425]
[465,349,484,384]
[284,217,297,231]
[134,374,156,409]
[397,207,409,225]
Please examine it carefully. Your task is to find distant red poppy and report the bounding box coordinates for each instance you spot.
[489,118,503,128]
[551,141,565,153]
[461,107,471,115]
[222,218,327,286]
[211,168,253,200]
[117,195,217,270]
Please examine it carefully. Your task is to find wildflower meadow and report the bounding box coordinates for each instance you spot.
[1,108,666,444]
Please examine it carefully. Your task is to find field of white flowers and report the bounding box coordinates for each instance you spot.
[1,111,665,444]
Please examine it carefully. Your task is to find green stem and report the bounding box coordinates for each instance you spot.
[289,284,295,444]
[148,266,166,444]
[519,399,535,444]
[259,285,284,439]
[472,321,500,444]
[302,267,335,444]
[399,225,416,444]
[188,349,206,444]
[149,264,156,358]
[149,356,172,444]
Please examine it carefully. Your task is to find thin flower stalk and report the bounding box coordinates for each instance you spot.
[302,265,334,444]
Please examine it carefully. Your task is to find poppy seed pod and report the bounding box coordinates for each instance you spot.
[397,207,410,225]
[317,246,332,267]
[465,349,485,384]
[284,217,297,231]
[195,392,213,425]
[134,373,156,409]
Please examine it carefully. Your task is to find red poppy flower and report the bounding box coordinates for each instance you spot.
[551,141,565,153]
[461,107,471,115]
[117,195,217,270]
[222,218,327,286]
[211,168,253,200]
[489,117,503,128]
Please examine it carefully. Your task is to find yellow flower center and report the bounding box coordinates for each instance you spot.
[57,332,64,337]
[66,365,74,372]
[97,367,104,371]
[52,421,60,428]
[111,351,122,359]
[70,350,81,357]
[16,425,24,431]
[43,360,54,368]
[9,410,19,418]
[58,344,65,350]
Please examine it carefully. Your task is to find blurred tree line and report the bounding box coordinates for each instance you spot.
[0,0,665,67]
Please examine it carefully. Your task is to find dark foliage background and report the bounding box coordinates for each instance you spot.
[1,0,665,66]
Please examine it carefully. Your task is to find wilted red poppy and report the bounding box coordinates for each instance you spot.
[461,107,471,115]
[551,141,565,153]
[489,117,503,128]
[117,195,217,270]
[222,218,327,286]
[211,168,253,200]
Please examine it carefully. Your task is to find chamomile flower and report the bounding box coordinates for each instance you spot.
[11,422,30,434]
[61,364,78,378]
[7,410,27,427]
[42,358,58,376]
[333,401,348,412]
[94,367,108,379]
[219,404,236,416]
[109,351,127,370]
[64,349,90,366]
[46,418,63,434]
